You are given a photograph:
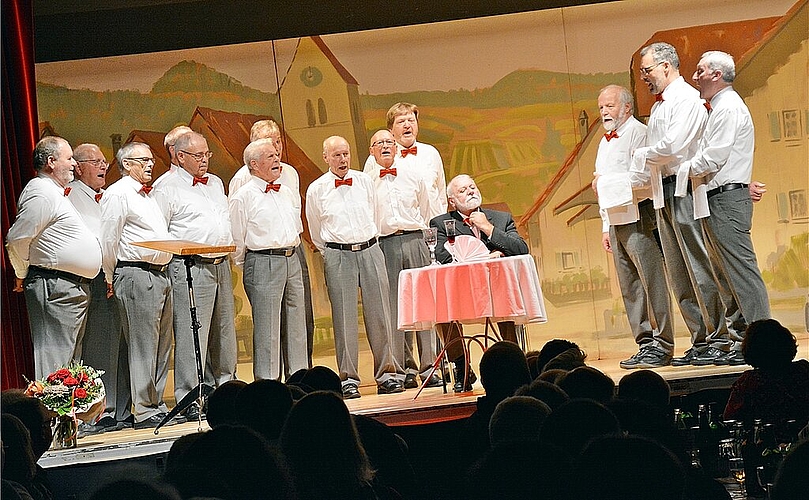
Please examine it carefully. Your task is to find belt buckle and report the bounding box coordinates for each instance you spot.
[351,243,361,251]
[284,249,293,257]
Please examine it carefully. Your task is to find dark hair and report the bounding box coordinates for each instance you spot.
[536,339,582,373]
[742,319,797,370]
[618,369,671,408]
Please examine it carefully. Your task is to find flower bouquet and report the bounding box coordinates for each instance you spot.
[25,361,106,449]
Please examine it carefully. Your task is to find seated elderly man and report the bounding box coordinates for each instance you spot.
[430,174,529,392]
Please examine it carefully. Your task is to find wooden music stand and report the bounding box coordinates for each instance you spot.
[133,240,235,433]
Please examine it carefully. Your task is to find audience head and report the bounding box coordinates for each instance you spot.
[489,396,551,447]
[205,379,247,428]
[537,368,567,384]
[1,390,53,459]
[1,413,37,484]
[772,439,809,500]
[536,339,583,373]
[557,366,615,404]
[300,365,342,395]
[742,319,798,371]
[525,350,541,379]
[89,479,181,500]
[542,346,587,372]
[539,399,621,456]
[234,379,293,442]
[514,379,570,411]
[618,369,671,409]
[479,341,532,401]
[573,434,686,500]
[608,398,687,464]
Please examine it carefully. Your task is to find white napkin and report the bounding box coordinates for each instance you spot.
[445,235,490,262]
[596,173,633,210]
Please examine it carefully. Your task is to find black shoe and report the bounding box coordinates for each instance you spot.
[403,373,418,389]
[671,348,700,366]
[453,367,477,393]
[690,347,728,366]
[133,413,168,430]
[184,403,206,422]
[342,383,361,399]
[423,374,443,388]
[79,416,121,437]
[377,379,405,395]
[633,347,672,368]
[619,348,646,370]
[715,350,746,366]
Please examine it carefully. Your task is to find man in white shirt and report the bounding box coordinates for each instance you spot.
[306,136,405,399]
[229,138,308,381]
[364,102,447,383]
[101,142,179,430]
[230,119,315,369]
[67,143,131,432]
[154,131,237,420]
[151,125,192,190]
[630,42,728,367]
[592,86,673,369]
[677,50,770,365]
[364,129,440,389]
[6,136,102,380]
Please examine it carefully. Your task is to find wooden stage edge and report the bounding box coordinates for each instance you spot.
[38,361,764,470]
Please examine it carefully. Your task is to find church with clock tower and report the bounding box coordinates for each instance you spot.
[279,36,369,170]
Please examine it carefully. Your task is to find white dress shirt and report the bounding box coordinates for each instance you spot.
[363,140,446,219]
[228,161,299,197]
[630,76,708,208]
[100,176,173,282]
[67,180,103,235]
[305,169,378,252]
[153,167,233,257]
[363,158,432,236]
[150,163,177,190]
[595,116,649,232]
[6,175,102,279]
[229,176,302,267]
[675,87,755,218]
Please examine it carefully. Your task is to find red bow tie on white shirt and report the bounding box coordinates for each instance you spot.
[192,176,209,186]
[334,178,353,188]
[94,192,103,203]
[140,185,153,195]
[604,130,619,141]
[704,101,712,112]
[63,187,71,196]
[401,147,417,157]
[654,93,664,103]
[379,168,397,178]
[265,183,280,193]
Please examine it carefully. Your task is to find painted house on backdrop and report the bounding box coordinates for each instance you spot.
[106,130,171,186]
[280,36,369,168]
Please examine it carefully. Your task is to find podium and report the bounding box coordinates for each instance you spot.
[134,240,235,433]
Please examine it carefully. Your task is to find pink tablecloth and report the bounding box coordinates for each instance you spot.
[397,254,548,330]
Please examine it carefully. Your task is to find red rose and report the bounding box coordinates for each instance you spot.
[64,376,79,386]
[79,372,89,383]
[74,388,87,399]
[47,373,58,383]
[54,368,71,379]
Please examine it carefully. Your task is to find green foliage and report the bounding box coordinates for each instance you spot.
[766,232,809,290]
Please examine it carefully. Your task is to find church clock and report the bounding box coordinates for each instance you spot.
[300,66,323,87]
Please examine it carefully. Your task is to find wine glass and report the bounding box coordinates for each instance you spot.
[422,228,438,266]
[443,220,457,262]
[729,457,745,495]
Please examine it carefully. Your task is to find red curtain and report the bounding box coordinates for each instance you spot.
[2,0,38,389]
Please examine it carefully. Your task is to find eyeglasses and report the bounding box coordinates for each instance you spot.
[180,150,214,161]
[639,61,663,75]
[372,139,396,147]
[125,157,154,164]
[76,159,108,167]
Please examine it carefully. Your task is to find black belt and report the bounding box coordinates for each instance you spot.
[707,183,748,198]
[192,255,227,265]
[248,247,296,257]
[379,229,422,240]
[28,266,93,284]
[662,175,677,185]
[325,238,377,252]
[117,261,169,273]
[638,198,654,209]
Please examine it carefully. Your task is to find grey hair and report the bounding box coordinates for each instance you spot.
[640,42,680,69]
[32,136,67,171]
[249,120,280,142]
[173,131,205,153]
[701,50,735,83]
[243,138,276,169]
[599,84,634,109]
[163,125,192,149]
[115,141,150,175]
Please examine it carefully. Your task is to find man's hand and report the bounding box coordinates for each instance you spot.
[467,211,494,236]
[487,250,504,259]
[13,277,24,292]
[106,282,114,299]
[749,181,766,203]
[602,232,612,253]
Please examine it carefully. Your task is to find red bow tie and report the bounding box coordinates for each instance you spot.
[140,185,153,195]
[604,130,619,142]
[704,101,712,112]
[63,187,71,196]
[334,178,353,188]
[379,168,397,178]
[463,217,472,226]
[192,176,209,186]
[654,93,664,103]
[265,182,280,193]
[401,146,417,157]
[94,192,103,203]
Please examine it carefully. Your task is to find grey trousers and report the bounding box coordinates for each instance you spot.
[279,243,316,376]
[379,232,437,379]
[610,200,674,354]
[24,269,90,380]
[322,244,403,386]
[81,272,131,422]
[244,251,308,380]
[170,257,238,403]
[114,266,172,422]
[657,182,729,350]
[702,188,771,349]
